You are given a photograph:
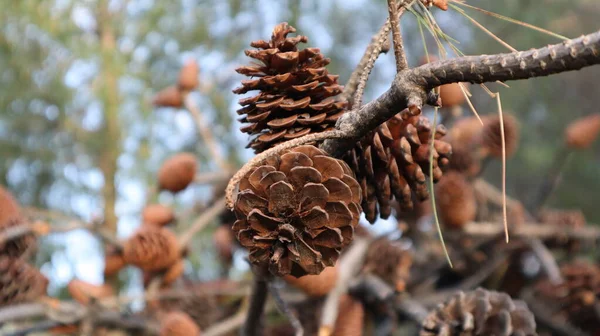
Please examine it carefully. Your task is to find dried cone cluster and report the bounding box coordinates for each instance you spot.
[234,22,346,153]
[284,263,338,297]
[346,112,451,223]
[362,237,412,291]
[0,187,35,258]
[534,261,600,332]
[158,153,198,193]
[143,204,176,227]
[421,288,537,336]
[435,171,477,229]
[123,227,181,272]
[67,279,114,305]
[0,256,48,306]
[160,311,201,336]
[564,113,600,149]
[233,145,361,276]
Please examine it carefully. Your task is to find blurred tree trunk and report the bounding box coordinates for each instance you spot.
[97,1,121,238]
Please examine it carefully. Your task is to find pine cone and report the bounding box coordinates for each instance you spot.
[233,145,361,277]
[435,171,477,229]
[123,227,181,272]
[421,0,449,11]
[160,285,222,330]
[234,22,346,153]
[480,113,520,158]
[142,204,176,227]
[0,256,48,306]
[178,60,200,92]
[362,237,412,292]
[346,113,451,223]
[284,263,338,297]
[153,86,184,108]
[332,295,365,336]
[0,188,35,258]
[67,279,114,305]
[449,116,483,146]
[565,113,600,149]
[160,311,201,336]
[534,261,600,333]
[421,288,537,336]
[158,153,198,193]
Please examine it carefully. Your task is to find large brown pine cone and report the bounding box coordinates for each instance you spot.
[0,187,36,258]
[0,256,48,306]
[234,22,346,153]
[160,311,201,336]
[421,288,537,336]
[123,227,181,272]
[346,113,451,223]
[362,237,412,292]
[534,261,600,333]
[233,145,361,277]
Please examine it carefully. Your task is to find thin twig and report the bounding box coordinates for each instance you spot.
[526,238,563,284]
[319,238,371,336]
[241,277,269,336]
[458,221,600,241]
[177,197,226,248]
[184,93,229,171]
[268,282,304,336]
[388,0,409,72]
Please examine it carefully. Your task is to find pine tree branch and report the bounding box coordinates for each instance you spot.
[241,277,269,336]
[322,30,600,157]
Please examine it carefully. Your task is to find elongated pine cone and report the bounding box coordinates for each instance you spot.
[233,145,361,276]
[142,204,176,227]
[435,171,476,229]
[345,113,451,223]
[158,153,198,193]
[421,288,537,336]
[362,237,412,292]
[0,256,48,306]
[67,279,114,305]
[234,22,346,153]
[0,187,35,258]
[564,113,600,149]
[123,227,180,272]
[534,261,600,333]
[160,311,201,336]
[480,113,520,158]
[284,263,338,297]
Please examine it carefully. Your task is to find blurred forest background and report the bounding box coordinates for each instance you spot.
[1,0,599,300]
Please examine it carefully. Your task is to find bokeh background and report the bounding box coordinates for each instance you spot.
[1,0,598,300]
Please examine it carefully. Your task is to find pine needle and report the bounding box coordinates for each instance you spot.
[430,107,453,267]
[451,1,569,40]
[495,92,509,243]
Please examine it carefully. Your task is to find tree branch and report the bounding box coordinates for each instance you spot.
[241,277,269,336]
[322,30,600,157]
[387,0,408,72]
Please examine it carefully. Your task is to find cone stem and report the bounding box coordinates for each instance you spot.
[241,277,269,336]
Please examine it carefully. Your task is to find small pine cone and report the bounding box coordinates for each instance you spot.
[160,286,222,330]
[213,225,234,265]
[67,279,114,305]
[449,116,483,146]
[447,143,481,177]
[480,113,520,158]
[534,261,600,332]
[160,311,201,336]
[233,145,362,277]
[284,263,338,297]
[346,113,451,223]
[153,86,184,108]
[435,172,476,229]
[0,186,21,225]
[178,60,200,92]
[332,295,364,336]
[362,237,412,292]
[158,153,198,193]
[421,288,537,336]
[0,256,48,306]
[565,113,600,149]
[234,22,346,153]
[439,83,465,107]
[104,247,126,277]
[123,227,181,272]
[142,204,176,227]
[0,187,36,258]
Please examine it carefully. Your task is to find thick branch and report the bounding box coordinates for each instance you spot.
[322,30,600,157]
